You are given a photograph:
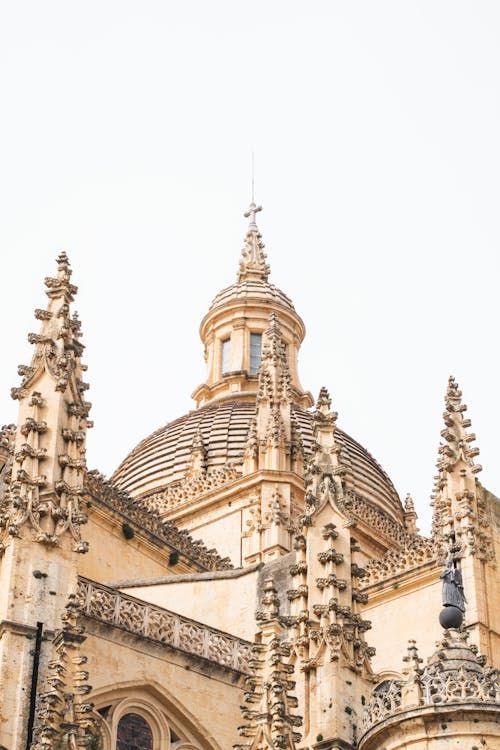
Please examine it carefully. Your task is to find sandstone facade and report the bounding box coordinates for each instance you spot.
[0,206,498,749]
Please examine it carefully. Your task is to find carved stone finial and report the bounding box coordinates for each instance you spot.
[403,493,419,535]
[185,428,207,479]
[316,386,332,414]
[261,313,287,369]
[402,639,423,676]
[238,203,270,282]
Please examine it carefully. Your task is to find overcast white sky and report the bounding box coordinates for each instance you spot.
[1,2,499,534]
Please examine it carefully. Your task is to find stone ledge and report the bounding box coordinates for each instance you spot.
[106,561,263,589]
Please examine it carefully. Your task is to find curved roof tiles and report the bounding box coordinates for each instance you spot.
[112,399,402,522]
[208,278,295,313]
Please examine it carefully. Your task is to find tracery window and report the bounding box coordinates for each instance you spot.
[94,688,208,750]
[117,713,153,750]
[249,333,262,375]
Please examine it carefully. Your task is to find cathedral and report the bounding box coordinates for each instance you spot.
[0,203,498,750]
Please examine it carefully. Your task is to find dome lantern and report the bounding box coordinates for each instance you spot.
[192,203,312,408]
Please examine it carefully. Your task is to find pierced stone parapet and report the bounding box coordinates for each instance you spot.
[346,492,408,549]
[361,536,436,587]
[77,577,252,674]
[138,466,240,513]
[362,629,500,735]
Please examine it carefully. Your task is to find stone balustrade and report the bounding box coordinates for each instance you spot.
[77,576,252,673]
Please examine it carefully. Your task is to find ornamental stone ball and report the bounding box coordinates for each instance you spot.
[439,604,463,629]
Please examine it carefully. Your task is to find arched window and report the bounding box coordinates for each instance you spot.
[117,713,153,750]
[249,333,262,375]
[221,338,231,373]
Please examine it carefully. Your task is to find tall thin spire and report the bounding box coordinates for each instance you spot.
[251,150,255,203]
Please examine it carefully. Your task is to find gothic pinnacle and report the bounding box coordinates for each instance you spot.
[314,386,338,426]
[1,253,92,553]
[430,375,491,561]
[439,375,482,476]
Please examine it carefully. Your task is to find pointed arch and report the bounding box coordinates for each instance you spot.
[91,680,222,750]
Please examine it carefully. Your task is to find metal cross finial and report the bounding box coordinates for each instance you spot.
[244,202,262,228]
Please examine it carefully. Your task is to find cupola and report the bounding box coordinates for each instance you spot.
[192,203,312,408]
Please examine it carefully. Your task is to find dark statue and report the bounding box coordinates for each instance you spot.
[440,557,466,612]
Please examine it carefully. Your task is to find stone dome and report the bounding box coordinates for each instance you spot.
[208,277,295,314]
[111,398,403,523]
[112,204,405,543]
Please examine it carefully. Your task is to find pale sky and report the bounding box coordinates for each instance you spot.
[1,2,499,534]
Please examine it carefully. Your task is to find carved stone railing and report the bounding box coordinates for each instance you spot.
[362,667,500,731]
[77,577,252,673]
[361,536,437,586]
[347,492,408,549]
[138,466,240,514]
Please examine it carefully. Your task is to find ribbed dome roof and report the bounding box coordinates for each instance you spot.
[111,399,402,522]
[208,278,295,313]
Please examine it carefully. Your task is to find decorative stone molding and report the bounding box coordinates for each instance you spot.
[84,471,233,571]
[31,594,96,749]
[235,578,302,750]
[0,423,15,465]
[77,577,252,674]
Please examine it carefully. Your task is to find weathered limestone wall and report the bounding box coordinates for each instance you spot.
[363,567,443,676]
[182,501,244,565]
[78,511,174,583]
[0,537,78,749]
[120,566,260,641]
[484,489,500,665]
[364,555,500,677]
[85,622,245,750]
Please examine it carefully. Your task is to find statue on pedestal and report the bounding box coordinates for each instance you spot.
[440,557,466,612]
